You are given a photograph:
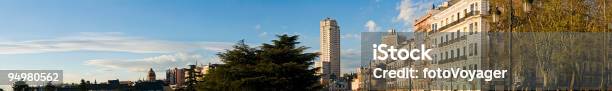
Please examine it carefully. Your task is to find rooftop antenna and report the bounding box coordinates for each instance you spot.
[432,4,436,9]
[115,73,120,80]
[195,59,200,66]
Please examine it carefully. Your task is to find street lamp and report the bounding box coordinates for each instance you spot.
[507,0,514,90]
[492,7,502,23]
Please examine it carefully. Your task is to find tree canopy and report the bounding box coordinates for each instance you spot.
[199,34,321,91]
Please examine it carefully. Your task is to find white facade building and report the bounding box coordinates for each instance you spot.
[320,17,341,77]
[428,0,489,90]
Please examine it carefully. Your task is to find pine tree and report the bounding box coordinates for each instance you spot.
[200,34,321,91]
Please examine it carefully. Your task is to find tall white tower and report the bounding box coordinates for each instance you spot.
[320,17,340,77]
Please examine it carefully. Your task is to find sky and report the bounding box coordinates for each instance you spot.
[0,0,442,87]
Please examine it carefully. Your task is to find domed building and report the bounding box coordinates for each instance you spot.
[147,68,155,81]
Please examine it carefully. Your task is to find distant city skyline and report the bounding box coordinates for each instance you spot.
[0,0,442,87]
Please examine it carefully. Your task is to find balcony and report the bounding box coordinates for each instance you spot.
[438,55,468,64]
[429,11,481,35]
[438,35,467,47]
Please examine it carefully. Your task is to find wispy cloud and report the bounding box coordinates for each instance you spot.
[341,48,361,73]
[341,33,360,40]
[395,0,435,27]
[277,32,302,36]
[364,20,380,32]
[254,24,262,30]
[85,52,217,72]
[0,32,233,54]
[259,32,269,37]
[396,0,415,25]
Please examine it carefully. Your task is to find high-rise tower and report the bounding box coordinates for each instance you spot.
[320,17,340,77]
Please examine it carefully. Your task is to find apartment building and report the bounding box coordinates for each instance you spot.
[427,0,489,90]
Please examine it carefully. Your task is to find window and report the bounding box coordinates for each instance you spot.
[451,33,455,40]
[433,23,437,31]
[455,31,458,39]
[451,50,454,58]
[469,44,474,56]
[464,27,467,36]
[435,24,438,31]
[440,36,444,44]
[446,34,449,43]
[469,23,474,35]
[457,30,461,37]
[456,13,460,20]
[470,4,474,11]
[431,24,436,31]
[434,54,437,61]
[474,43,478,55]
[446,18,449,24]
[463,46,466,56]
[445,52,448,59]
[474,22,479,34]
[475,3,479,11]
[440,53,443,60]
[457,48,460,57]
[434,38,437,44]
[473,43,476,56]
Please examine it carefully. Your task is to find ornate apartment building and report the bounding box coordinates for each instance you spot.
[426,0,489,90]
[361,0,492,90]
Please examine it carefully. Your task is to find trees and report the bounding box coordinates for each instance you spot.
[489,0,611,32]
[12,80,29,91]
[487,0,611,90]
[199,34,321,91]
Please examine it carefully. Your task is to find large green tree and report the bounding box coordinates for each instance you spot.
[199,34,321,91]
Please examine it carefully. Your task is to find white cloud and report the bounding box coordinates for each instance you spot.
[0,32,233,54]
[85,52,217,72]
[395,0,434,26]
[259,32,268,37]
[396,0,415,25]
[364,20,379,32]
[254,24,262,30]
[341,48,360,57]
[277,32,301,36]
[280,26,289,30]
[341,33,360,40]
[341,48,361,74]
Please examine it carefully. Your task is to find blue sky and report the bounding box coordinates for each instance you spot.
[0,0,442,85]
